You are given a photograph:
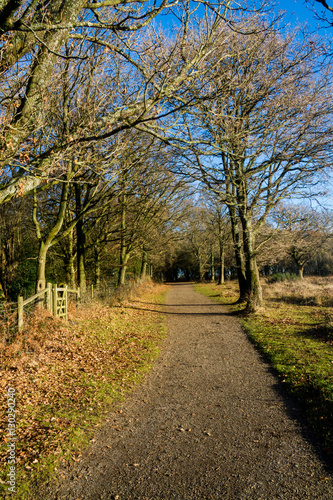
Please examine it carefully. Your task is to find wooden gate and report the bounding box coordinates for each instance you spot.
[17,284,80,332]
[53,285,68,320]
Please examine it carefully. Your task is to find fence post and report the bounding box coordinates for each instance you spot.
[47,283,53,313]
[18,296,23,332]
[91,284,94,300]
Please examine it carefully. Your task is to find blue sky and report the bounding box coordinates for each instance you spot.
[273,0,331,32]
[162,1,333,210]
[269,1,333,210]
[276,0,316,24]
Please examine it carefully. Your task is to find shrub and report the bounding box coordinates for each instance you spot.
[267,272,299,284]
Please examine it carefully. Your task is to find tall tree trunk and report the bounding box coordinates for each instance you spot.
[218,230,225,285]
[65,228,75,289]
[95,249,101,287]
[224,156,247,299]
[198,252,204,282]
[36,241,48,291]
[298,265,304,279]
[76,221,86,292]
[211,249,215,282]
[228,204,247,301]
[118,194,128,286]
[239,213,263,312]
[75,183,86,293]
[118,253,129,286]
[140,250,148,279]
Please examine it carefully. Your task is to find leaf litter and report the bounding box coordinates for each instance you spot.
[0,281,168,498]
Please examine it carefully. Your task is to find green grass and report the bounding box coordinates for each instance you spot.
[0,283,168,499]
[195,281,333,460]
[193,281,240,307]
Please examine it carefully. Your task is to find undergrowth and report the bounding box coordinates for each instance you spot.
[0,280,168,499]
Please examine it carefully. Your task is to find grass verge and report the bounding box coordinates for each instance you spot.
[195,279,333,460]
[0,280,169,499]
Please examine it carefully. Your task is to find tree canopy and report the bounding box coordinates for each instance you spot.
[0,0,332,309]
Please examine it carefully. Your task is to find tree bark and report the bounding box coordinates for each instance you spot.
[95,249,101,287]
[218,229,225,285]
[291,249,305,279]
[140,250,148,279]
[228,203,247,301]
[118,253,129,286]
[65,228,75,289]
[75,183,86,293]
[36,241,47,291]
[118,192,128,286]
[211,249,215,282]
[239,213,263,312]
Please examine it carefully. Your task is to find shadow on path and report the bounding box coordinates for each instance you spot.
[122,300,241,317]
[39,282,333,500]
[247,346,333,474]
[130,285,333,471]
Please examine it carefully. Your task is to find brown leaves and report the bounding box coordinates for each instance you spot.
[0,282,168,487]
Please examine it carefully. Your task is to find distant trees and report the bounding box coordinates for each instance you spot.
[0,198,34,298]
[205,199,231,285]
[114,138,186,286]
[273,204,333,278]
[160,199,232,283]
[185,205,213,282]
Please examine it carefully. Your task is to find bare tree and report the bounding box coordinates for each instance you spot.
[306,0,333,23]
[0,1,242,205]
[112,135,186,285]
[274,204,333,278]
[181,27,333,310]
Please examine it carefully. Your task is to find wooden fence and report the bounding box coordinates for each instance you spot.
[17,283,80,332]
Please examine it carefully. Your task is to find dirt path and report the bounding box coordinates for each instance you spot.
[42,283,333,499]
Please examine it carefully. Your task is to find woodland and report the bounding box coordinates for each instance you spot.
[1,0,333,312]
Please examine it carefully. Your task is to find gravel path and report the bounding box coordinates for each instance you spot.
[42,283,333,499]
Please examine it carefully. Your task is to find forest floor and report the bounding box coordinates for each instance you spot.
[36,282,333,500]
[0,281,168,499]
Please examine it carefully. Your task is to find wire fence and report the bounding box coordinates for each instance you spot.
[1,278,151,344]
[0,301,18,344]
[79,280,147,305]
